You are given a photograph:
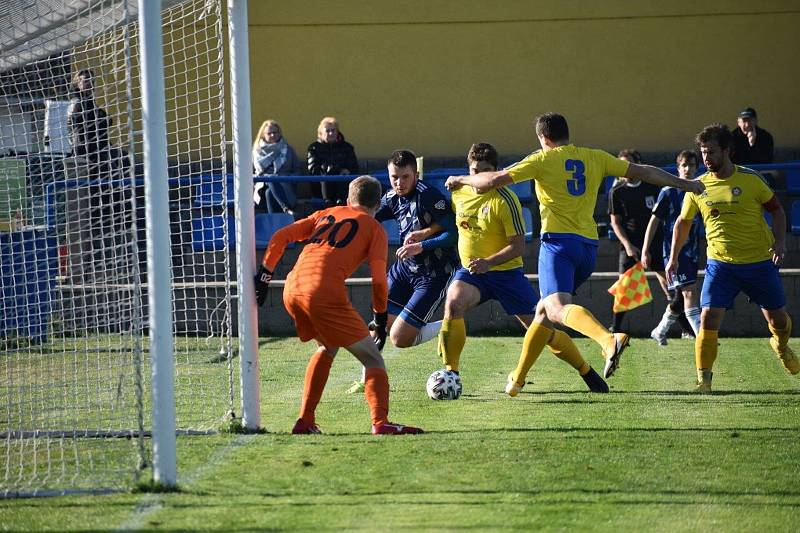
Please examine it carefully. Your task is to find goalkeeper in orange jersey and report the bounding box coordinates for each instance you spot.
[254,175,423,435]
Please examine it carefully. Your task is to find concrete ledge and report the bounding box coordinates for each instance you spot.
[258,270,800,338]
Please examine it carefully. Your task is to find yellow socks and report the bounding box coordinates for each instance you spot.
[510,323,553,385]
[695,328,719,382]
[438,317,466,371]
[562,304,613,351]
[548,329,590,375]
[768,315,792,348]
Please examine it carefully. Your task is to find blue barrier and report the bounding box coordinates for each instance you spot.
[254,213,295,249]
[0,230,57,344]
[792,201,800,235]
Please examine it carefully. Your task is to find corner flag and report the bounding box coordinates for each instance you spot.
[608,262,652,313]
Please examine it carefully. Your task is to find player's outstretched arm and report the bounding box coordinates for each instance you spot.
[626,164,704,194]
[445,170,512,194]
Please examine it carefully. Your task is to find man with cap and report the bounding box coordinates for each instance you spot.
[732,107,774,164]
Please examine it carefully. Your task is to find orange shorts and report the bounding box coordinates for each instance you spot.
[283,292,369,348]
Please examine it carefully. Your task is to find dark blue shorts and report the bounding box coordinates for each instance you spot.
[538,237,598,297]
[665,253,698,290]
[701,259,785,310]
[452,267,537,316]
[387,261,452,329]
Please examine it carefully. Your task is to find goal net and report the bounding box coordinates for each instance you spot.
[1,0,240,497]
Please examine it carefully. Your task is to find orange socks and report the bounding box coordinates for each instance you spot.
[299,348,334,425]
[365,367,390,426]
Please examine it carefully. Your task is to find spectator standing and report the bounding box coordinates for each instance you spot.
[68,69,113,173]
[252,120,301,215]
[732,107,774,164]
[307,116,359,206]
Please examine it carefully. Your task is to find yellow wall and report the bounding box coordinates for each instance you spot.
[248,1,800,161]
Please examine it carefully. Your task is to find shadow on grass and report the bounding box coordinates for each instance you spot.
[173,487,800,509]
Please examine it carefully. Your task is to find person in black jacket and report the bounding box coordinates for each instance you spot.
[307,116,359,205]
[732,107,774,164]
[68,69,113,173]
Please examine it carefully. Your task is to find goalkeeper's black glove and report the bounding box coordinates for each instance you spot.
[372,311,388,351]
[254,265,273,306]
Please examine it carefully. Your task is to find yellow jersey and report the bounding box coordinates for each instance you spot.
[507,145,629,241]
[680,166,775,264]
[451,185,525,271]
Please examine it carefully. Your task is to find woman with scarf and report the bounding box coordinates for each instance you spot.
[252,120,301,215]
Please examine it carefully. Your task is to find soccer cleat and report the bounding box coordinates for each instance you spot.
[693,370,713,394]
[770,337,800,375]
[650,327,668,346]
[681,331,696,339]
[581,367,609,393]
[602,333,630,379]
[372,422,424,435]
[292,418,322,434]
[345,380,366,394]
[505,372,525,397]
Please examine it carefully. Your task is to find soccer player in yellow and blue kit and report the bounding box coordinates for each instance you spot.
[668,124,798,392]
[438,143,608,394]
[446,113,704,385]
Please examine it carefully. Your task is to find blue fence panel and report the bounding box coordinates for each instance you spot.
[254,213,296,249]
[792,201,800,235]
[0,230,57,343]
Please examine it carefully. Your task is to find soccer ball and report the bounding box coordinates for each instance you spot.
[426,369,462,400]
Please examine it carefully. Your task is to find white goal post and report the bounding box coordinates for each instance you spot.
[0,0,259,497]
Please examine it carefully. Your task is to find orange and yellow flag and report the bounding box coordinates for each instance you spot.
[607,262,653,313]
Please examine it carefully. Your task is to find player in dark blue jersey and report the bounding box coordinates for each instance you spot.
[642,150,702,344]
[347,150,459,393]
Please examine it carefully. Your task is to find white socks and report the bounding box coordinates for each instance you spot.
[654,308,679,336]
[413,320,443,346]
[685,307,701,336]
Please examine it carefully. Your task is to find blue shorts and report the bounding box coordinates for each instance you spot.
[701,259,785,310]
[538,236,598,298]
[387,261,453,329]
[452,267,537,316]
[665,253,698,290]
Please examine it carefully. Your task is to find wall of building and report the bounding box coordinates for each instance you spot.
[248,1,800,161]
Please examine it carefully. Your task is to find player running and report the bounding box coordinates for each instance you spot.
[347,150,459,394]
[642,150,703,344]
[446,113,704,381]
[668,124,798,392]
[438,142,608,394]
[254,175,423,435]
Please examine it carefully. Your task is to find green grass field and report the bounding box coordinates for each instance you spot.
[2,335,799,531]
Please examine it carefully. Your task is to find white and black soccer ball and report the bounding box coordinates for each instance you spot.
[426,369,462,400]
